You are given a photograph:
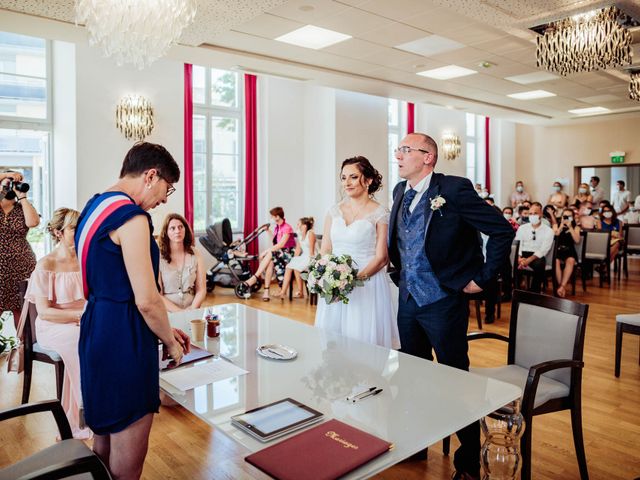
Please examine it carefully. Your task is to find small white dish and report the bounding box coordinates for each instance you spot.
[257,344,297,360]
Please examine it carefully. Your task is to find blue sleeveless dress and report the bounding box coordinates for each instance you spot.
[75,191,161,435]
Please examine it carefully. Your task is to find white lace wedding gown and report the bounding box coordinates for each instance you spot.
[315,203,400,349]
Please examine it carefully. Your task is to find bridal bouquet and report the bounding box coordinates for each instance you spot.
[303,254,365,305]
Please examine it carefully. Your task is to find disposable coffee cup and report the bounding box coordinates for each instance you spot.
[190,319,205,342]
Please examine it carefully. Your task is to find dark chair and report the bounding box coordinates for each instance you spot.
[622,224,640,278]
[0,400,111,480]
[18,280,65,404]
[467,290,589,480]
[614,313,640,377]
[581,230,611,289]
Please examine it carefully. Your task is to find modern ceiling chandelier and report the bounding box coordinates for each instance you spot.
[630,72,640,102]
[535,6,633,76]
[75,0,198,69]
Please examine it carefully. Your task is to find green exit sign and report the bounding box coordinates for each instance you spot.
[610,151,625,164]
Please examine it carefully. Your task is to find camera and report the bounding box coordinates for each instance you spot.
[1,179,30,193]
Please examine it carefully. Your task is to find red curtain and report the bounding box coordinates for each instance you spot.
[407,102,415,134]
[485,116,491,193]
[244,74,258,259]
[183,63,194,228]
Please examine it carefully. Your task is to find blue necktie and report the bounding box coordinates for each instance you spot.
[402,188,417,224]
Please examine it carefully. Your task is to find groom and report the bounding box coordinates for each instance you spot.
[388,132,514,480]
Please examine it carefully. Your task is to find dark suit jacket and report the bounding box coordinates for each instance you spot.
[388,172,515,292]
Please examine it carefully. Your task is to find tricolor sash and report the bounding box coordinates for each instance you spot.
[76,194,134,298]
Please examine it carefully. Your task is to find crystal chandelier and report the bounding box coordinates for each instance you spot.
[535,6,632,76]
[116,96,154,140]
[76,0,198,69]
[630,73,640,102]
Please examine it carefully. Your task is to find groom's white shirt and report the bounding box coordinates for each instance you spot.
[405,172,433,213]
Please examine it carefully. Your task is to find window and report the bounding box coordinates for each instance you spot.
[0,32,51,258]
[388,98,406,206]
[193,66,244,232]
[465,113,486,188]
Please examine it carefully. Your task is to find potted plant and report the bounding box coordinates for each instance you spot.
[0,312,17,355]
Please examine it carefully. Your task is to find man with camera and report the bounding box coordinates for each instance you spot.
[1,170,39,326]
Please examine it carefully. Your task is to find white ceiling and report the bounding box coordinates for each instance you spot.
[2,0,640,123]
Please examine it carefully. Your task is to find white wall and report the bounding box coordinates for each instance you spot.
[490,119,516,208]
[74,43,184,230]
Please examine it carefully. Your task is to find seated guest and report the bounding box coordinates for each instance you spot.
[578,201,598,229]
[24,208,91,439]
[553,208,581,298]
[242,206,296,301]
[573,183,593,205]
[515,203,554,293]
[502,207,519,231]
[510,180,531,208]
[276,217,316,300]
[485,195,496,207]
[548,181,569,209]
[543,204,558,228]
[596,200,611,219]
[517,205,530,225]
[600,205,624,261]
[158,213,206,312]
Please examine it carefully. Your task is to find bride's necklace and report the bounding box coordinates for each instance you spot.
[348,198,370,224]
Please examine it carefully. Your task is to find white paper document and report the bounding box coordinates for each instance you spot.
[160,360,248,391]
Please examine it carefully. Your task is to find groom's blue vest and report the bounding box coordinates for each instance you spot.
[397,193,447,307]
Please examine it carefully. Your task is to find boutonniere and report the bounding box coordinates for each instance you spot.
[430,195,446,216]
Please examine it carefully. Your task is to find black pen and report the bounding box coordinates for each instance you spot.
[353,388,383,402]
[346,387,377,402]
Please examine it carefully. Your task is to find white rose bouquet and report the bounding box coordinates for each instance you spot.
[302,254,364,304]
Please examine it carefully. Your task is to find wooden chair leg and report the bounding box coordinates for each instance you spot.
[21,357,33,404]
[55,361,65,401]
[615,322,623,377]
[474,300,482,330]
[520,418,533,480]
[442,435,450,456]
[571,400,589,480]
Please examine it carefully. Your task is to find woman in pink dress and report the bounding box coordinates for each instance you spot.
[25,207,91,439]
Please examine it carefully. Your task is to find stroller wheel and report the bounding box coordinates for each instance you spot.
[250,279,262,293]
[235,282,252,299]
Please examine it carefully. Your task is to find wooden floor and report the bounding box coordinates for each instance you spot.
[1,260,640,479]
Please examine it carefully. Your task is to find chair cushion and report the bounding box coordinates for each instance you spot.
[0,439,95,480]
[471,365,570,409]
[616,314,640,326]
[33,342,62,362]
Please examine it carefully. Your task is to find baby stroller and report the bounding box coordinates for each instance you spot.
[199,218,269,298]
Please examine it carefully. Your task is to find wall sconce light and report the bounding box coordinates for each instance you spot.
[442,132,461,161]
[116,95,154,141]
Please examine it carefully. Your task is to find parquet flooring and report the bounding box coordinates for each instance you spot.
[1,259,639,479]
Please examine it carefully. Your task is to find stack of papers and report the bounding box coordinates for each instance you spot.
[160,360,248,391]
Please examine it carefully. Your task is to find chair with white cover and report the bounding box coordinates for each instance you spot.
[614,313,640,377]
[468,290,589,480]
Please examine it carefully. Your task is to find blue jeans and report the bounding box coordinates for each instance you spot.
[397,293,480,476]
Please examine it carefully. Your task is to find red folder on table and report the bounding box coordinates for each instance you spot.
[245,419,392,480]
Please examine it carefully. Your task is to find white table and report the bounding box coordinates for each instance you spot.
[164,304,521,479]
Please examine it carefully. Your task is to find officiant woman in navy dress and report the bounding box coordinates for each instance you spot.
[76,142,190,480]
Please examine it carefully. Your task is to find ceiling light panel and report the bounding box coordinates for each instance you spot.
[275,25,351,49]
[505,71,559,84]
[568,106,611,115]
[417,65,477,80]
[507,90,556,100]
[395,35,465,57]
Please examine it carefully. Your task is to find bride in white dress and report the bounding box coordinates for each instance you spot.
[315,156,400,349]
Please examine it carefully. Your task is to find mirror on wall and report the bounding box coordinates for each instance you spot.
[576,164,640,204]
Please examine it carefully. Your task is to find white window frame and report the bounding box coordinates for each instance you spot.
[193,67,244,234]
[388,98,406,207]
[465,113,486,189]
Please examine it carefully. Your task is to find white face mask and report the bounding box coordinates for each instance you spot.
[529,214,541,225]
[578,188,587,194]
[479,191,489,199]
[583,208,592,215]
[603,211,613,219]
[553,186,561,192]
[504,213,512,220]
[516,186,523,193]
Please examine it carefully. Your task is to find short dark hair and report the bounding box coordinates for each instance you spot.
[119,142,180,183]
[518,205,529,214]
[591,176,600,183]
[299,217,314,230]
[618,180,625,187]
[270,207,285,219]
[341,156,383,195]
[531,202,543,209]
[503,206,513,214]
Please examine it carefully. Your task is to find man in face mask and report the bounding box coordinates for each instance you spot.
[589,176,605,205]
[514,202,554,293]
[612,180,632,222]
[578,201,597,229]
[510,180,530,208]
[517,205,529,225]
